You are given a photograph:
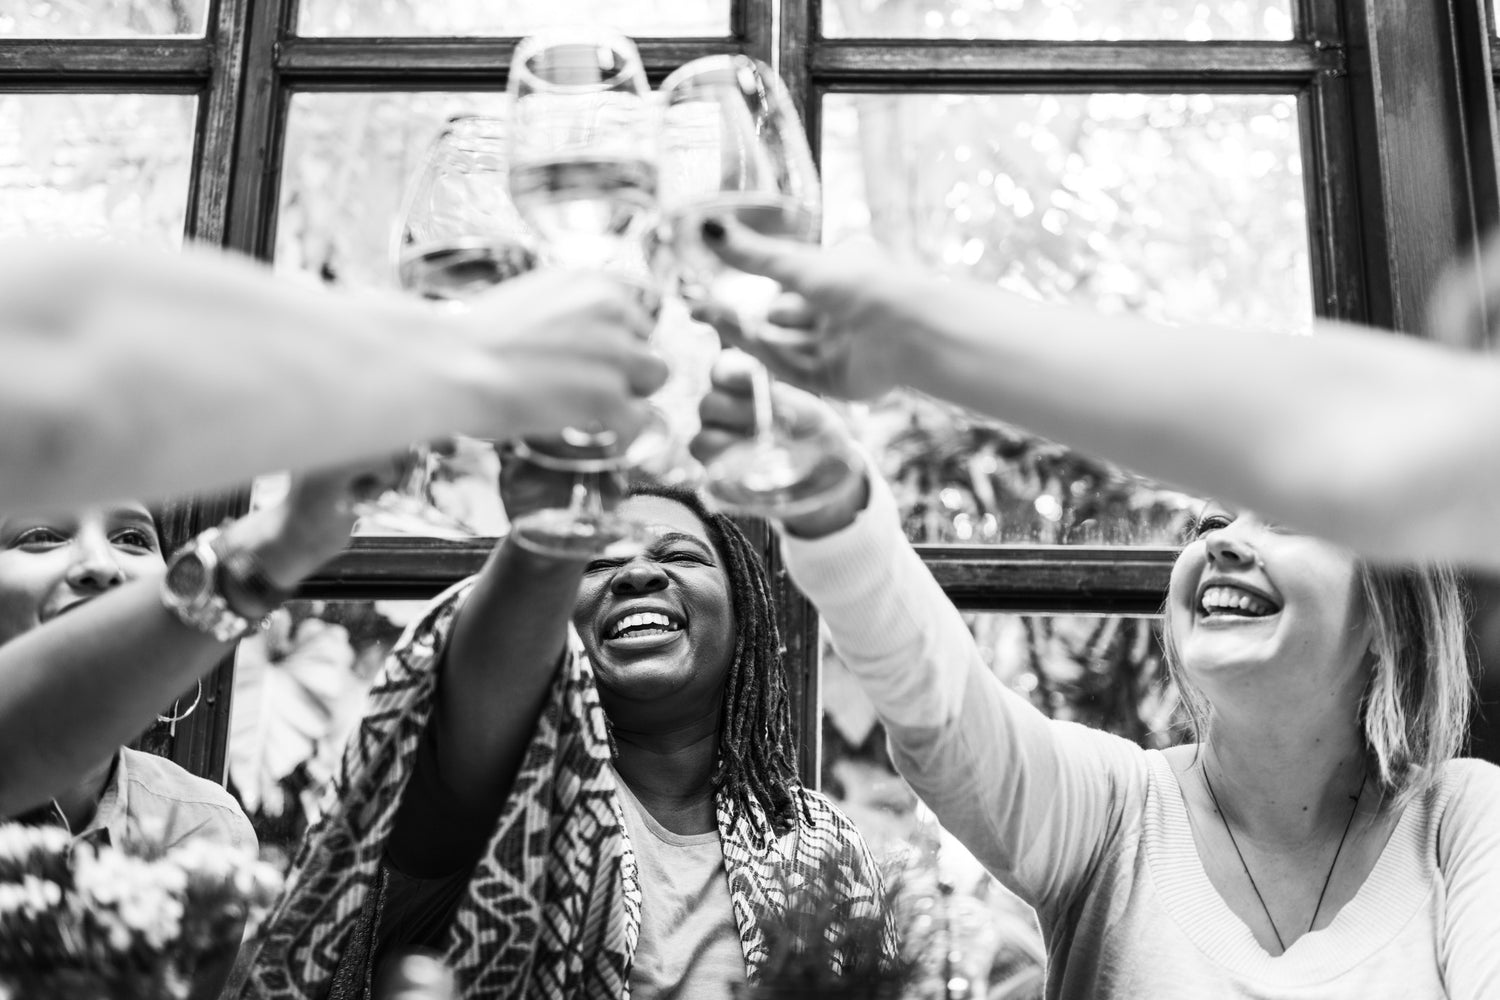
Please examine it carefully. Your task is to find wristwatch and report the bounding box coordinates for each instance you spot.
[161,526,268,642]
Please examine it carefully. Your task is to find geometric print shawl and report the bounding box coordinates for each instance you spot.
[240,579,891,1000]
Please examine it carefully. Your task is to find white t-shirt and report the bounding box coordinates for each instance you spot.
[780,470,1500,1000]
[612,771,747,1000]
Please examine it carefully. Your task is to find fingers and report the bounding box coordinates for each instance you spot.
[623,349,670,397]
[699,216,820,291]
[695,355,833,447]
[1427,229,1500,350]
[767,291,817,330]
[689,301,831,393]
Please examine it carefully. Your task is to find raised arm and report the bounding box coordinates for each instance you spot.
[0,240,665,512]
[694,221,1500,571]
[384,459,619,877]
[0,467,363,817]
[694,369,1146,911]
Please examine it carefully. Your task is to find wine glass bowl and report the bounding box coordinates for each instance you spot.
[507,27,658,265]
[358,114,536,537]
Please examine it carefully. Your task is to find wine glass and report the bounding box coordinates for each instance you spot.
[502,28,666,557]
[360,113,539,538]
[657,55,859,518]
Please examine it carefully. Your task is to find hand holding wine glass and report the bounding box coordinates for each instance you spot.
[690,353,869,539]
[657,54,859,518]
[370,113,664,538]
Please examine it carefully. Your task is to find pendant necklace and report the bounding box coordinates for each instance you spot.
[1201,754,1365,954]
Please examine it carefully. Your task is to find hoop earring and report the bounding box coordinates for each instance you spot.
[157,679,203,736]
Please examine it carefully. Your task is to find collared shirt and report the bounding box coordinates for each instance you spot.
[21,746,256,855]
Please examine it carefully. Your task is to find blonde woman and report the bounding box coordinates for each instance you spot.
[694,368,1500,998]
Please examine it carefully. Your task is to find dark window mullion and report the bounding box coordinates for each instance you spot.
[184,0,255,245]
[810,39,1337,88]
[296,539,1174,608]
[223,0,299,258]
[159,0,299,783]
[1301,68,1371,322]
[0,38,209,84]
[276,37,757,87]
[1341,0,1493,334]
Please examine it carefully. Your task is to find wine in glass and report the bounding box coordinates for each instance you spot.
[361,113,539,537]
[503,28,667,557]
[658,55,859,517]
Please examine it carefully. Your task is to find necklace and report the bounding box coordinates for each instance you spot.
[1200,755,1364,953]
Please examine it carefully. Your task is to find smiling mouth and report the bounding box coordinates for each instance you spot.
[1199,585,1279,620]
[605,611,685,642]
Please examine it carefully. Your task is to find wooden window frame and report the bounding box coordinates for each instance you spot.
[2,0,1495,787]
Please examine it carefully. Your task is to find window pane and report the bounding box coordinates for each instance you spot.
[823,93,1312,545]
[821,611,1170,993]
[228,600,424,868]
[824,0,1292,40]
[0,0,207,36]
[0,94,196,245]
[298,0,728,37]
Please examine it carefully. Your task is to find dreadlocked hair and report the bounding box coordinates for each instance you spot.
[628,482,803,835]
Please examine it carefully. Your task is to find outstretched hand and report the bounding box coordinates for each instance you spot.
[688,219,925,401]
[691,353,869,537]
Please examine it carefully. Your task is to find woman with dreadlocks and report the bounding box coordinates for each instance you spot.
[243,462,889,1000]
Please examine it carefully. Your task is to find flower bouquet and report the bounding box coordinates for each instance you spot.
[0,824,283,1000]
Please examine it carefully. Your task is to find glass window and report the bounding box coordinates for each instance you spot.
[228,600,424,868]
[0,93,197,245]
[0,0,208,37]
[821,611,1171,995]
[823,0,1293,41]
[297,0,729,38]
[277,92,514,292]
[823,92,1311,545]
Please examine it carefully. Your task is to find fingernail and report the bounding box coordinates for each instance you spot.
[701,218,726,244]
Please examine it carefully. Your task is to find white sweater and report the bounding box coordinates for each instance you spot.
[779,473,1500,1000]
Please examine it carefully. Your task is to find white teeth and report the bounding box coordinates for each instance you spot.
[608,611,682,639]
[1199,585,1277,618]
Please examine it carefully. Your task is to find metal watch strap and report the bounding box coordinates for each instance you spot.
[214,525,295,620]
[161,527,256,643]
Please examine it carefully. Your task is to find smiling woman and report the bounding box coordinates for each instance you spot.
[690,373,1500,1000]
[0,500,315,1000]
[246,474,892,1000]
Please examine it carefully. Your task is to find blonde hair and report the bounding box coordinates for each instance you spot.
[1163,561,1471,802]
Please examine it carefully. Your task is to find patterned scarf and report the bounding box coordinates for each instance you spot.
[240,580,889,1000]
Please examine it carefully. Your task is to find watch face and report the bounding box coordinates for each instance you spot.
[166,551,211,598]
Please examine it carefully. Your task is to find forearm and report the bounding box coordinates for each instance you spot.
[900,283,1500,566]
[0,242,503,511]
[0,579,221,815]
[779,469,974,729]
[419,540,583,817]
[779,467,1143,905]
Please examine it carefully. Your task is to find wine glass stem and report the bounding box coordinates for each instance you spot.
[749,361,777,443]
[569,476,603,520]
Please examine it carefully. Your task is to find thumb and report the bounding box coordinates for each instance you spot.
[700,216,818,291]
